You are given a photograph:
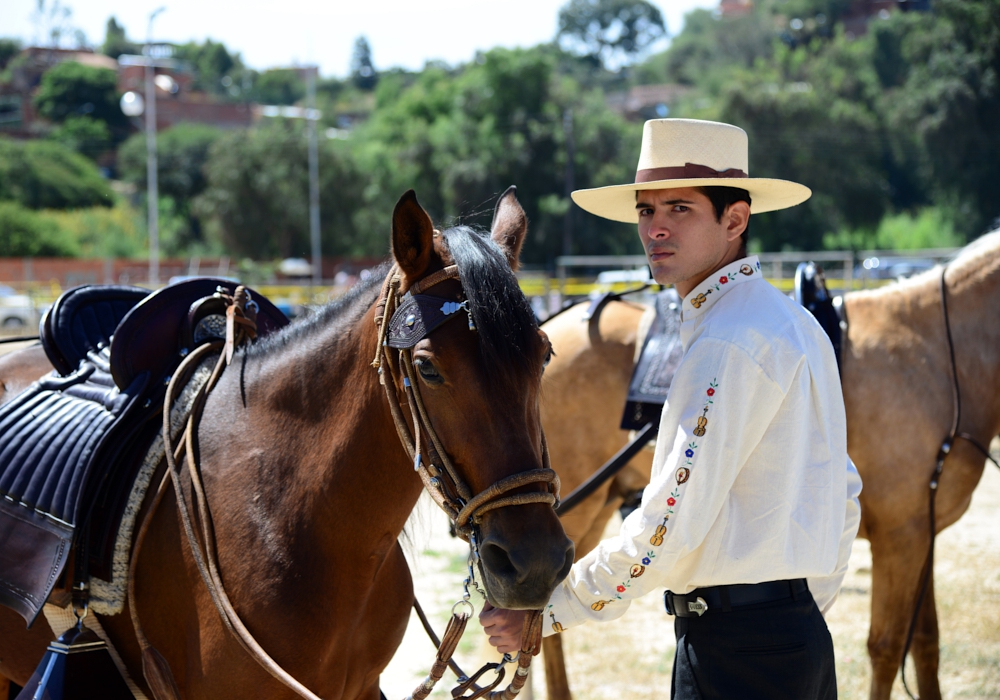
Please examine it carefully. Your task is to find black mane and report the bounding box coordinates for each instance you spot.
[244,260,392,359]
[442,225,539,389]
[245,228,538,389]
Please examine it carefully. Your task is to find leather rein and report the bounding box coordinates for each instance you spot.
[132,268,558,700]
[900,265,1000,700]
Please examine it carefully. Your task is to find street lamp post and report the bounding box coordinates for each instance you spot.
[145,7,165,286]
[306,67,321,286]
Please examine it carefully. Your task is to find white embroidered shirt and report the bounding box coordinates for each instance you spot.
[543,255,863,636]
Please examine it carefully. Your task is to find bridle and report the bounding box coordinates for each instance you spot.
[371,262,560,700]
[900,265,1000,700]
[371,262,560,544]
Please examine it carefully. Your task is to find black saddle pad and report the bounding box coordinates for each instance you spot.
[0,278,288,626]
[621,288,683,431]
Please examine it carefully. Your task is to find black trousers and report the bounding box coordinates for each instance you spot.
[670,588,836,700]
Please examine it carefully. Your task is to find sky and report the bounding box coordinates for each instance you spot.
[1,0,719,78]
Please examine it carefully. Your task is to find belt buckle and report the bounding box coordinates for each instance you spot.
[663,590,675,616]
[687,597,709,616]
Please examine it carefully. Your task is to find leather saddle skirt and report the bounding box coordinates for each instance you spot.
[0,279,287,626]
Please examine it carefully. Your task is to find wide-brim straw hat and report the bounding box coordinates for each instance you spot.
[571,119,811,223]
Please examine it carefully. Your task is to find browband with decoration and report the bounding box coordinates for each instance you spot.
[636,162,748,183]
[386,294,476,349]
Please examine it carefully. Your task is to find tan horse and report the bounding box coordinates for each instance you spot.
[0,190,574,699]
[537,230,1000,700]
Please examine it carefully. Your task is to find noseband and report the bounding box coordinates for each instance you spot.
[371,263,560,542]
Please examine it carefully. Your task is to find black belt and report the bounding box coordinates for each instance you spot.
[664,579,808,618]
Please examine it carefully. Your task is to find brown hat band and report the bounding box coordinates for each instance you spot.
[635,162,748,183]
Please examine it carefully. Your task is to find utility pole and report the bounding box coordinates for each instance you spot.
[306,66,321,286]
[145,7,165,286]
[562,108,575,258]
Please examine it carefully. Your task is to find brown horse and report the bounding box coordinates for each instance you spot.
[0,189,574,699]
[537,230,1000,700]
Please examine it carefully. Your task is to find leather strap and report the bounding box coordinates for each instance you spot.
[636,162,748,183]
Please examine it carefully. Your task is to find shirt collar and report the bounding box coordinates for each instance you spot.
[681,255,762,321]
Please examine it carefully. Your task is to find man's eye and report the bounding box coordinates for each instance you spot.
[414,358,444,386]
[638,207,653,216]
[672,205,689,213]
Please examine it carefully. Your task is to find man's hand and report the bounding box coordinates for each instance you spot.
[479,602,530,655]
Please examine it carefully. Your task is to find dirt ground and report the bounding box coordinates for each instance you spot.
[383,446,1000,699]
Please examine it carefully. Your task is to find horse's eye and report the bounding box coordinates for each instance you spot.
[543,347,555,370]
[414,358,444,386]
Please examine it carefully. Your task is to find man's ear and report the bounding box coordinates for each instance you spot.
[725,201,750,243]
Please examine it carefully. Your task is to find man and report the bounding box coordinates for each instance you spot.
[480,118,862,699]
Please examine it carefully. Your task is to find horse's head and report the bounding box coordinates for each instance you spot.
[386,188,574,609]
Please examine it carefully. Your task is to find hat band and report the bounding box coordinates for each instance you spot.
[635,162,748,184]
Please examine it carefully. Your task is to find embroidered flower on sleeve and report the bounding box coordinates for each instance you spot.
[719,276,728,284]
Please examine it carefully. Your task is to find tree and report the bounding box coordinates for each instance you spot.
[556,0,666,69]
[353,45,640,264]
[119,124,222,253]
[879,0,1000,238]
[101,17,139,59]
[195,121,369,258]
[0,138,112,210]
[48,115,112,161]
[33,61,129,148]
[173,39,251,99]
[0,202,78,256]
[0,39,21,71]
[351,36,378,90]
[252,69,306,106]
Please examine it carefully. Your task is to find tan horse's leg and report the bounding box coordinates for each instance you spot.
[867,525,936,700]
[910,573,942,700]
[0,674,10,699]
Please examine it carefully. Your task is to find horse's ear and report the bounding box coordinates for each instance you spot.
[392,190,436,284]
[491,186,527,272]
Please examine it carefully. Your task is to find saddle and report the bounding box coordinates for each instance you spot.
[0,278,288,626]
[793,262,844,371]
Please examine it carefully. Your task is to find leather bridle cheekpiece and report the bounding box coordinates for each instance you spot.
[371,263,561,542]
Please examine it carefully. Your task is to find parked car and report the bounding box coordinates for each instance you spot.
[0,285,36,330]
[858,257,937,281]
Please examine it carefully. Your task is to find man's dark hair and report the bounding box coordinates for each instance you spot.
[698,186,751,256]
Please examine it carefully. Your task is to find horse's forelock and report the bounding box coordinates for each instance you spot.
[441,225,539,390]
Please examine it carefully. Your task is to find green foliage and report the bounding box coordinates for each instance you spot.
[0,39,21,70]
[719,30,891,250]
[100,17,139,59]
[173,39,252,99]
[0,138,112,210]
[353,45,640,262]
[32,61,129,148]
[823,207,962,251]
[48,116,112,161]
[877,0,1000,238]
[38,203,147,258]
[643,9,774,87]
[0,202,79,256]
[195,120,368,258]
[351,36,378,90]
[252,69,306,106]
[118,123,222,252]
[557,0,666,68]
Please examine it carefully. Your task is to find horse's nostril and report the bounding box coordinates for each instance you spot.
[480,542,518,581]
